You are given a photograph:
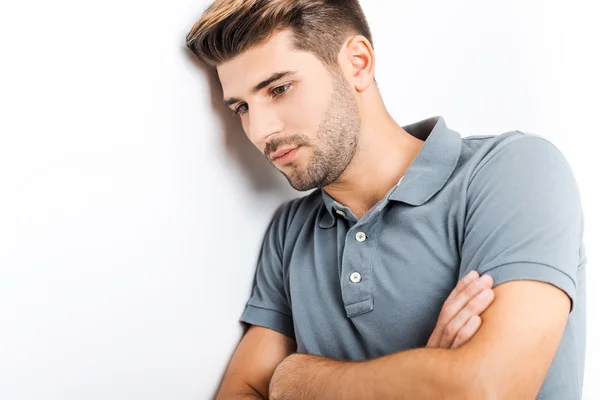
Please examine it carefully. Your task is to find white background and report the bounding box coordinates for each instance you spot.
[0,0,598,399]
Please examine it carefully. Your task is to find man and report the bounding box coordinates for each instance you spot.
[186,1,587,399]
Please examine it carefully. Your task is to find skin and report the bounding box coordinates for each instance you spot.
[217,29,425,219]
[214,28,570,400]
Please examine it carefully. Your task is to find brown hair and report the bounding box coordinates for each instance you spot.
[185,0,374,70]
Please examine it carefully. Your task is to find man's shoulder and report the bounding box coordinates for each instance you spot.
[461,130,569,180]
[463,129,525,155]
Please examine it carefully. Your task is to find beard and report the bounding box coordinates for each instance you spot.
[266,72,361,192]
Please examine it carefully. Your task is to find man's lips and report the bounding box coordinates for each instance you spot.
[270,146,299,161]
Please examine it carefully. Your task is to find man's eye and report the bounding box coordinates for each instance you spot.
[272,83,290,96]
[234,103,248,115]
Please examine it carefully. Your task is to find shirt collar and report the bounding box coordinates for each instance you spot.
[318,115,462,228]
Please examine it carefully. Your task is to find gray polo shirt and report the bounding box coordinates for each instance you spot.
[240,115,586,399]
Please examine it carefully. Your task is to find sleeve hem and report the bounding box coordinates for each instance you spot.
[480,261,577,312]
[240,304,296,340]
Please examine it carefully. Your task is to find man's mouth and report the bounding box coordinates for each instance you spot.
[272,147,300,165]
[271,146,299,161]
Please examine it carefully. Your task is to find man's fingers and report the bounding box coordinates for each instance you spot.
[427,272,494,349]
[445,270,480,304]
[438,274,493,329]
[427,271,481,347]
[439,287,494,348]
[450,315,482,349]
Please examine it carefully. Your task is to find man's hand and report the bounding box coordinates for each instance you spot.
[426,270,494,349]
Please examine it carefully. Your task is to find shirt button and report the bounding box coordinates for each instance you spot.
[350,272,362,283]
[335,209,346,217]
[355,232,367,242]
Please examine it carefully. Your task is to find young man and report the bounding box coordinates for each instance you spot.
[186,1,587,399]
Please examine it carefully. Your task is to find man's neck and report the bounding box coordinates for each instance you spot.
[323,111,425,219]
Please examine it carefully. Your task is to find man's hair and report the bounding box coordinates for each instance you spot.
[185,0,374,70]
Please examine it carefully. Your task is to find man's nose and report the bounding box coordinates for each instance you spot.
[247,106,284,146]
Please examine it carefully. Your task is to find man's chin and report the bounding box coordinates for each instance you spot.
[284,173,319,192]
[288,183,319,192]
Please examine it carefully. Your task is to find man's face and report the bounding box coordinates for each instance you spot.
[217,29,361,191]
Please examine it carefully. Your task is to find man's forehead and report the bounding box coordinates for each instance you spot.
[217,30,295,80]
[218,60,294,94]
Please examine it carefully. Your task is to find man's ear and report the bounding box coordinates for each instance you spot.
[338,34,375,92]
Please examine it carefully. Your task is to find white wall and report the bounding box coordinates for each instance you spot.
[0,0,597,398]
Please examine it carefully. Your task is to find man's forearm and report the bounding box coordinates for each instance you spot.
[270,348,484,400]
[217,383,266,400]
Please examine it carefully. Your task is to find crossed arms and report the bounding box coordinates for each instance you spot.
[217,278,570,400]
[266,280,570,399]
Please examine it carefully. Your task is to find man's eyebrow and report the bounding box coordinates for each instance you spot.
[223,70,297,106]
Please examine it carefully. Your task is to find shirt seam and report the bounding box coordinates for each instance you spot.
[482,260,577,290]
[246,302,293,318]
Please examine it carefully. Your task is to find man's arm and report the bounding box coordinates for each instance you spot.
[222,269,494,399]
[217,325,296,400]
[269,280,570,400]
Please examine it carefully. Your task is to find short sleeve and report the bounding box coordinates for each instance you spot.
[459,135,584,312]
[239,203,295,340]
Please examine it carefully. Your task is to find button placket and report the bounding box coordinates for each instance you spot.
[340,211,385,318]
[349,231,367,284]
[339,220,373,317]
